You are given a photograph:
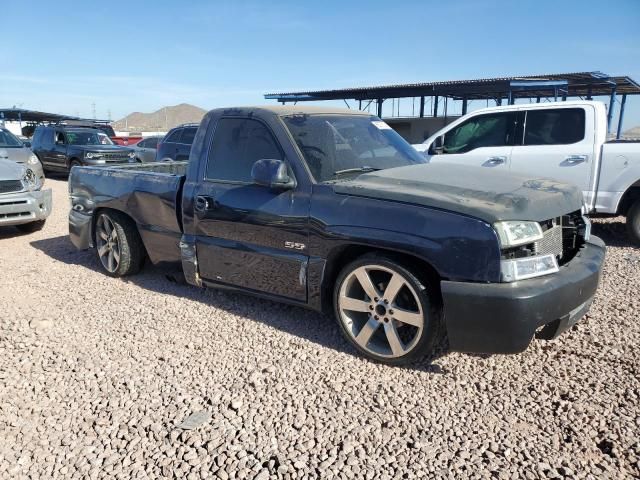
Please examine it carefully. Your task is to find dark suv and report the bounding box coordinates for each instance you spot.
[155,124,198,162]
[31,125,135,173]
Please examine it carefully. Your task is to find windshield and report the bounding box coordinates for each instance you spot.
[0,129,24,148]
[282,114,425,182]
[67,131,114,146]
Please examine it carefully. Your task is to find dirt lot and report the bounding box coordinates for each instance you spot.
[0,177,638,479]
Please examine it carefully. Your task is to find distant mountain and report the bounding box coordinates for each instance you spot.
[623,126,640,139]
[112,103,207,132]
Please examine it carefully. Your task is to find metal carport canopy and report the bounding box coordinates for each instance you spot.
[264,71,640,102]
[0,108,79,123]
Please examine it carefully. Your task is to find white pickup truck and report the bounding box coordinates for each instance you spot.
[412,101,640,244]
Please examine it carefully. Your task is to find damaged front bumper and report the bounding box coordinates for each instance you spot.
[441,236,606,354]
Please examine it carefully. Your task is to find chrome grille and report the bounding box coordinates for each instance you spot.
[534,222,563,258]
[102,153,129,162]
[0,180,23,194]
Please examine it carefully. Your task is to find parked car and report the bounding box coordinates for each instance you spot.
[0,158,51,232]
[412,100,640,244]
[0,127,45,182]
[31,125,136,173]
[131,136,163,163]
[69,106,604,365]
[155,124,198,161]
[55,119,143,146]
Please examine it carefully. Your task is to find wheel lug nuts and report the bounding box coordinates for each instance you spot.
[384,318,389,323]
[369,305,374,310]
[374,315,379,320]
[384,299,388,304]
[374,297,379,302]
[389,309,394,315]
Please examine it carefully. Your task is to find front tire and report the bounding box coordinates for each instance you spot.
[69,159,82,173]
[627,199,640,246]
[95,211,145,277]
[333,254,442,365]
[16,220,46,233]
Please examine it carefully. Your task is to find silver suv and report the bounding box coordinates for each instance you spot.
[0,158,51,232]
[0,127,45,182]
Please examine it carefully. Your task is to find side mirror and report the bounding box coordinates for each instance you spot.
[251,159,295,190]
[431,135,444,155]
[23,141,31,148]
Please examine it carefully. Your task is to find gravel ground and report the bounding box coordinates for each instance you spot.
[0,178,638,480]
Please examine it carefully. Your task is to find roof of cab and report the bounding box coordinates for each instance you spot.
[460,100,603,116]
[212,105,372,116]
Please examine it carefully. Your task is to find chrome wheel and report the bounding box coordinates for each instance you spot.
[338,264,424,359]
[96,214,121,273]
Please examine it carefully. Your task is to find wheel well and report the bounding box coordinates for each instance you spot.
[68,157,81,167]
[320,245,442,314]
[618,184,640,216]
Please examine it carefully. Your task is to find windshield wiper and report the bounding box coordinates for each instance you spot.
[333,166,381,176]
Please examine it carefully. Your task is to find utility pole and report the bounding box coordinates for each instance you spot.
[91,103,96,119]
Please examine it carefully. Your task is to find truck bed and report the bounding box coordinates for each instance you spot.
[69,162,189,265]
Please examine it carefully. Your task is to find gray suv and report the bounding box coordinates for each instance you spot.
[31,125,135,173]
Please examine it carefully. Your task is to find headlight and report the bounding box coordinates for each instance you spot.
[27,154,40,165]
[494,220,544,247]
[21,168,40,191]
[85,152,102,159]
[501,254,559,282]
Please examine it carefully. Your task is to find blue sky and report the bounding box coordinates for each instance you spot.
[2,0,639,130]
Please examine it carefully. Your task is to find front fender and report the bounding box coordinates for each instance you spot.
[318,224,501,283]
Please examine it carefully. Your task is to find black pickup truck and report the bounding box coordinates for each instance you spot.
[69,106,605,364]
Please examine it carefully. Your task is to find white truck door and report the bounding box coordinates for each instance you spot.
[427,111,517,169]
[510,106,595,204]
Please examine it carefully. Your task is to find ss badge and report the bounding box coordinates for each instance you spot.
[285,241,306,250]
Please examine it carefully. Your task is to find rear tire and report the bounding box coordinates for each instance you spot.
[16,220,46,233]
[94,211,145,277]
[333,253,443,365]
[627,199,640,246]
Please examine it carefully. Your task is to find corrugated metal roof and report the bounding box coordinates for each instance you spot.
[0,108,79,123]
[265,71,640,101]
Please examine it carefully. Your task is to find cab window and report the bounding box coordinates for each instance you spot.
[441,112,515,154]
[523,108,585,145]
[206,118,283,183]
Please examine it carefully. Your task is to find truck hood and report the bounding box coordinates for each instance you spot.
[0,158,26,180]
[331,163,584,223]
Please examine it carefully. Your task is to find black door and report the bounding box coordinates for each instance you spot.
[50,130,69,170]
[38,128,57,169]
[191,117,310,301]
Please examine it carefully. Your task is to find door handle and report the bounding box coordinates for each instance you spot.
[194,195,215,213]
[484,156,506,166]
[564,155,587,165]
